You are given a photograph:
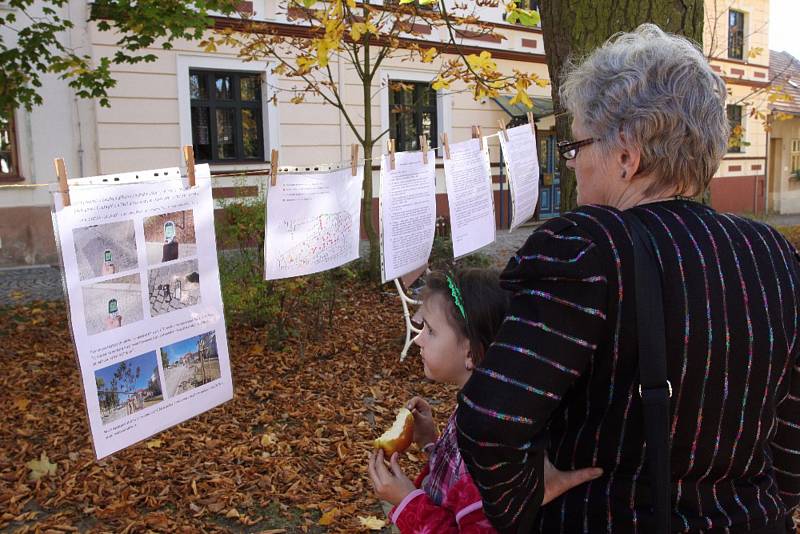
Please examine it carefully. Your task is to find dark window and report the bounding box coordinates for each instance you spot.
[189,70,264,162]
[728,10,744,60]
[0,113,21,182]
[727,105,743,153]
[389,81,438,153]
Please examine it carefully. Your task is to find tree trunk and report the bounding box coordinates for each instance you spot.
[539,0,705,213]
[361,41,382,282]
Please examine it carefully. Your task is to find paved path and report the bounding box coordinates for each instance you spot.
[0,266,65,307]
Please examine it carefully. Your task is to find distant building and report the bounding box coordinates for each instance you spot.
[766,51,800,213]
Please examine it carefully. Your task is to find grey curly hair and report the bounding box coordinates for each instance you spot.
[559,23,729,197]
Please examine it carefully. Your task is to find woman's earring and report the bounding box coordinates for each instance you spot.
[621,170,627,179]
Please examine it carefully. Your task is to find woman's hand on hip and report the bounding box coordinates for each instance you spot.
[543,454,603,505]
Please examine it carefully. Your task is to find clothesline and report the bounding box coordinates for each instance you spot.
[0,131,507,186]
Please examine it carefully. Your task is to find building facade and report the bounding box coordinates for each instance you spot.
[0,0,774,267]
[766,50,800,213]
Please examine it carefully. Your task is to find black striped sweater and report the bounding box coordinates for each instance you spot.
[456,200,800,533]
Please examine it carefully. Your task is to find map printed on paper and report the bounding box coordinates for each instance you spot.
[265,167,363,280]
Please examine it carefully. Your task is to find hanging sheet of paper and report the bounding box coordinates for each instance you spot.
[499,123,540,231]
[443,138,496,258]
[51,164,233,459]
[379,150,437,283]
[265,166,363,280]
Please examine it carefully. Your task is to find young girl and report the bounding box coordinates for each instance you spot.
[367,268,509,533]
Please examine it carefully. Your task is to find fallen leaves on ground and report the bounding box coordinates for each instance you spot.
[25,453,57,481]
[0,281,458,533]
[358,515,387,530]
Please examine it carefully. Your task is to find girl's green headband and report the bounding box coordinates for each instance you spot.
[446,274,467,322]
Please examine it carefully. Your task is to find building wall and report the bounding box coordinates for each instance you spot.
[768,117,800,213]
[706,0,770,215]
[0,0,776,267]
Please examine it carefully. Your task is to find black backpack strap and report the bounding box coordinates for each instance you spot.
[624,211,672,533]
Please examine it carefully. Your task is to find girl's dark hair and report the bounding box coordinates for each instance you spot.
[421,268,510,366]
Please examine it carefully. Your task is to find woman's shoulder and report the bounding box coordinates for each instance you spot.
[517,205,628,260]
[502,206,621,285]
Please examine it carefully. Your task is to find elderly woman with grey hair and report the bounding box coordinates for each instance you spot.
[456,24,800,533]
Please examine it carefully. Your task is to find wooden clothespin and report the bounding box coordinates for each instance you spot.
[270,149,279,186]
[182,145,196,187]
[388,139,396,171]
[351,144,359,176]
[497,119,509,142]
[54,157,70,207]
[419,135,428,164]
[526,111,536,134]
[440,133,451,160]
[471,125,483,150]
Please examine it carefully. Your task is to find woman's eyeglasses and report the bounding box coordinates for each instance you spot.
[557,138,597,160]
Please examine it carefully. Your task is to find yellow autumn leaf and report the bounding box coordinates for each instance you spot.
[350,22,369,42]
[346,0,356,7]
[318,507,339,525]
[296,56,316,73]
[514,90,533,108]
[432,78,450,91]
[27,452,57,481]
[146,439,163,449]
[421,47,437,63]
[358,515,386,530]
[466,51,496,72]
[202,40,217,53]
[261,432,278,447]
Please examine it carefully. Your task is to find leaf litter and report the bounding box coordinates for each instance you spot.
[0,281,459,533]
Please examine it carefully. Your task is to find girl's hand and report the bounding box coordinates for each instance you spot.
[367,450,416,506]
[542,454,603,505]
[406,397,436,449]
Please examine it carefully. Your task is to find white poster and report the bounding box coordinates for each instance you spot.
[379,150,437,283]
[443,138,496,258]
[51,164,233,459]
[499,123,540,230]
[265,166,363,280]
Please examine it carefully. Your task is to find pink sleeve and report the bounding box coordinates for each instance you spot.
[389,472,497,534]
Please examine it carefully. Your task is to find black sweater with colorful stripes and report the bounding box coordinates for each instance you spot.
[456,200,800,533]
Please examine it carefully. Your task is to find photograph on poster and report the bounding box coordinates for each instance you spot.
[147,259,201,317]
[73,221,138,280]
[159,331,221,398]
[81,273,144,335]
[94,351,164,425]
[143,210,197,265]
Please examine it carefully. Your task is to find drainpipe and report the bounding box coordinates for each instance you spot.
[763,128,769,215]
[67,0,85,177]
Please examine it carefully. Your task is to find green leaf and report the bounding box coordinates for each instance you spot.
[507,7,540,27]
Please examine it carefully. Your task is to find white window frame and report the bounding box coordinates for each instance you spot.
[177,54,279,167]
[379,69,452,157]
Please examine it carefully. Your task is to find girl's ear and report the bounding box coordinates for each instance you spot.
[463,343,476,371]
[458,337,475,371]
